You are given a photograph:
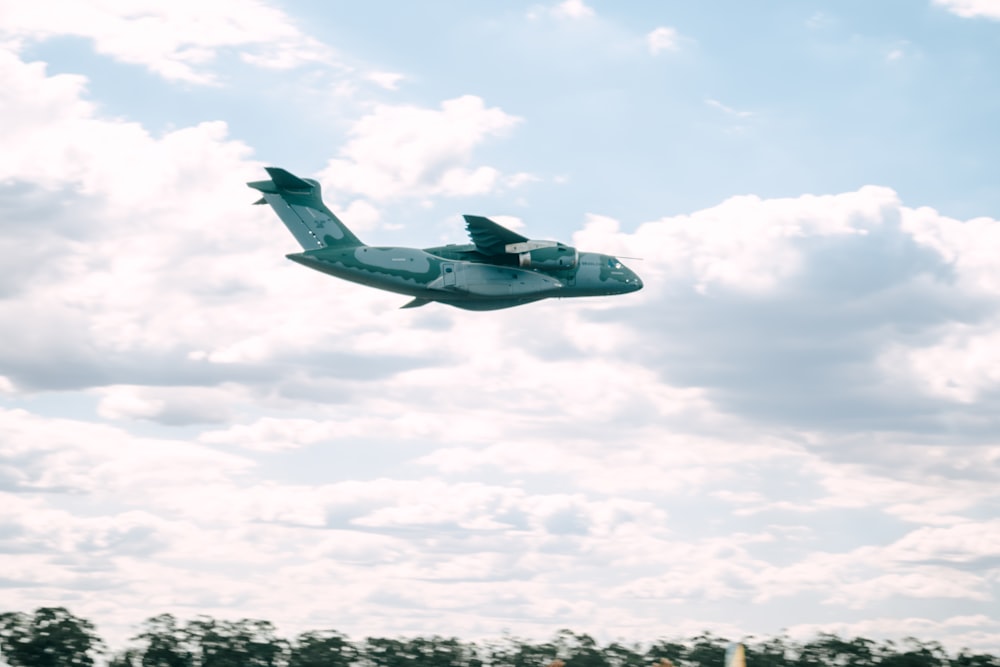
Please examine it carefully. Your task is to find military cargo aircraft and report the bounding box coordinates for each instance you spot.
[248,167,642,311]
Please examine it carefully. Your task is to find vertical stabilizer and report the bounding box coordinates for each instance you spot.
[248,167,364,250]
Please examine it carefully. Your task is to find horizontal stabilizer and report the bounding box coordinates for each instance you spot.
[265,166,313,192]
[252,197,266,205]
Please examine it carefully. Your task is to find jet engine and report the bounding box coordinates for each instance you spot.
[507,241,579,270]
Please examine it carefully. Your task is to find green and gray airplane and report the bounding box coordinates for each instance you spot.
[248,167,642,311]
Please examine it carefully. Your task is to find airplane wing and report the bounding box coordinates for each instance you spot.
[463,215,529,256]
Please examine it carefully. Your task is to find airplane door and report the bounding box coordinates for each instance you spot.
[441,262,457,288]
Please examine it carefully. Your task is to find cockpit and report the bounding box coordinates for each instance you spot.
[595,254,643,293]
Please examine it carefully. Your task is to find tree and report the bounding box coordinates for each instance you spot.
[875,638,949,667]
[108,648,141,667]
[553,632,610,667]
[744,635,793,667]
[792,634,878,667]
[134,613,193,667]
[0,607,104,667]
[645,639,688,667]
[364,637,412,667]
[414,636,476,667]
[4,607,1000,667]
[601,641,645,667]
[0,611,31,666]
[485,636,557,667]
[686,633,728,667]
[951,651,1000,667]
[186,617,288,667]
[289,629,357,667]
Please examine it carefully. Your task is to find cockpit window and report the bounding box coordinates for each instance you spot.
[608,259,622,269]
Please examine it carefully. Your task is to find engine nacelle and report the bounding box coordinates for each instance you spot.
[516,243,578,270]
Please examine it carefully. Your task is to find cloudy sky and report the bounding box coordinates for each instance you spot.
[2,0,1000,655]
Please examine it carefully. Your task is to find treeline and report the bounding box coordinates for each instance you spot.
[1,607,998,667]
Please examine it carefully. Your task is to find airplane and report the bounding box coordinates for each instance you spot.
[247,167,642,311]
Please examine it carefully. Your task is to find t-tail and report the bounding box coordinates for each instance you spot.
[725,643,746,667]
[247,167,364,250]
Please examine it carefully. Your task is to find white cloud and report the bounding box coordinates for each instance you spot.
[575,186,901,294]
[705,98,753,118]
[0,0,332,83]
[95,385,244,425]
[867,207,1000,402]
[199,417,336,451]
[0,45,424,388]
[0,408,254,494]
[3,19,1000,653]
[886,521,1000,563]
[647,26,680,54]
[552,0,596,20]
[342,199,382,231]
[0,47,258,208]
[320,95,524,199]
[902,206,1000,295]
[805,11,837,29]
[810,458,997,525]
[933,0,1000,20]
[489,214,526,231]
[367,70,405,90]
[882,324,1000,402]
[505,172,541,189]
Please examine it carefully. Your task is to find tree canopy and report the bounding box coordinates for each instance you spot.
[1,607,997,667]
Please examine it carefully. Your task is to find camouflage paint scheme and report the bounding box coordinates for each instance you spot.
[248,168,643,311]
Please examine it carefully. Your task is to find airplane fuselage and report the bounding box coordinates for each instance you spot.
[287,243,641,311]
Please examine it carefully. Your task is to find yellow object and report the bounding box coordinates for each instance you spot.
[725,643,746,667]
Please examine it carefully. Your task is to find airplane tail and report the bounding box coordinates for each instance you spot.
[247,167,364,250]
[725,643,746,667]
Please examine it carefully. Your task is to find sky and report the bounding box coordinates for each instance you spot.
[1,0,1000,657]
